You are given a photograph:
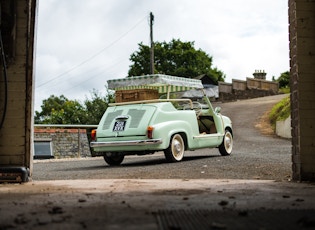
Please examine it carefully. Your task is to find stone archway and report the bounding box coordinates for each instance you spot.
[0,0,314,182]
[289,0,315,181]
[0,0,37,182]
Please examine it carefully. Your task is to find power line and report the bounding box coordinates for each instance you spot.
[64,56,128,93]
[36,15,147,89]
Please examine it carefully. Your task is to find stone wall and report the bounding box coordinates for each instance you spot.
[218,78,279,102]
[247,78,279,92]
[276,116,292,139]
[34,129,91,158]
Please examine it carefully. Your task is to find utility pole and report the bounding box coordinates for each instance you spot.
[150,12,154,74]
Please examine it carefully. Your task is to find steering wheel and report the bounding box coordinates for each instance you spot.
[192,101,202,117]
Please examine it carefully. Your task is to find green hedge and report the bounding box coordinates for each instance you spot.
[269,95,290,129]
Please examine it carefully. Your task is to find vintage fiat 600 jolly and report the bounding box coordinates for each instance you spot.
[90,74,233,166]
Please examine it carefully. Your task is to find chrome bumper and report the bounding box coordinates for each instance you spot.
[90,139,162,148]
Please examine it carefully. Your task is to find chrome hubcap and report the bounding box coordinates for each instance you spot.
[172,135,184,160]
[225,136,231,148]
[173,139,182,156]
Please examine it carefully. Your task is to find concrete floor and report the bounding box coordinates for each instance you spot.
[0,179,315,229]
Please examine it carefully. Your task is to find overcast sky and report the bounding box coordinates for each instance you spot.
[34,0,289,111]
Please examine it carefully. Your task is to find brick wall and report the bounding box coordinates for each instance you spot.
[34,129,91,158]
[289,0,315,181]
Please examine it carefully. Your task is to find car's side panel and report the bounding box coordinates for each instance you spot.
[144,103,201,149]
[191,133,224,149]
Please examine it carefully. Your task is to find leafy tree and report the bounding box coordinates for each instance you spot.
[53,100,87,124]
[276,71,290,88]
[35,95,68,124]
[34,89,114,124]
[34,95,87,124]
[84,89,114,125]
[128,39,225,84]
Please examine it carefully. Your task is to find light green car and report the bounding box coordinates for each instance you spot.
[90,74,233,166]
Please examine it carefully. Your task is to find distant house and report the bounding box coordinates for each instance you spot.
[194,74,217,86]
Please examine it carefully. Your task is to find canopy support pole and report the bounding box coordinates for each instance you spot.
[167,85,171,99]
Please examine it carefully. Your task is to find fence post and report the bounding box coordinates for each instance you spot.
[78,128,81,158]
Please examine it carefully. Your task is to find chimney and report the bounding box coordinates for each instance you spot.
[253,70,266,80]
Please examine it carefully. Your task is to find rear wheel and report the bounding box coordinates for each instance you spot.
[103,152,124,166]
[219,130,233,156]
[164,134,185,162]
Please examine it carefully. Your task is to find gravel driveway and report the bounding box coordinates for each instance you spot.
[212,94,291,181]
[33,94,292,181]
[3,94,308,230]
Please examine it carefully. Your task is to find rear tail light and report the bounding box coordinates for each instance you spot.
[91,129,96,141]
[147,126,154,139]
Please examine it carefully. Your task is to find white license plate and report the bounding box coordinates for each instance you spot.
[113,121,126,132]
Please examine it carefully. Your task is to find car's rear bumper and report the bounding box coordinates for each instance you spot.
[90,139,162,148]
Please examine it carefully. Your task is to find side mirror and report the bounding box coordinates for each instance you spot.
[214,107,221,114]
